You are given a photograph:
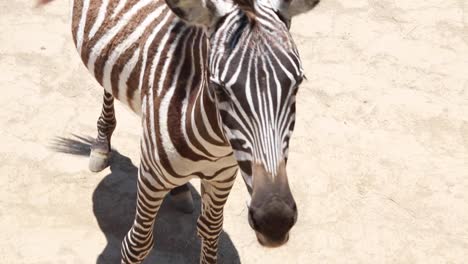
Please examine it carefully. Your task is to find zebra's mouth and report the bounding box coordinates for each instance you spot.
[245,162,297,248]
[247,197,294,248]
[255,231,290,248]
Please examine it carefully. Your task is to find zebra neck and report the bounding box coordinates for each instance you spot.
[151,24,230,159]
[184,74,230,150]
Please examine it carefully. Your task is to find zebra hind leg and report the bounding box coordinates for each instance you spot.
[89,91,116,172]
[169,183,194,214]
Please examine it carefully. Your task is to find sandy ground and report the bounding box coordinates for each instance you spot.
[1,0,468,263]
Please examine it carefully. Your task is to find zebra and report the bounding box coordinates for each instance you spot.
[39,0,318,262]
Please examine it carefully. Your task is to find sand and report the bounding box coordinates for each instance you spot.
[1,0,467,263]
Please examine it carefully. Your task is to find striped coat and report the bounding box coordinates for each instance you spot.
[40,0,318,262]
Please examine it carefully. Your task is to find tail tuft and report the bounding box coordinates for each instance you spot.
[49,134,94,157]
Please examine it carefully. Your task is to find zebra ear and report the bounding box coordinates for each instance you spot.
[165,0,235,26]
[288,0,320,17]
[265,0,320,18]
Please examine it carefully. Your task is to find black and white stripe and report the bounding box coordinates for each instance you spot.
[41,0,307,261]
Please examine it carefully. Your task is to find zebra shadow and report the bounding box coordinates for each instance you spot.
[51,135,241,264]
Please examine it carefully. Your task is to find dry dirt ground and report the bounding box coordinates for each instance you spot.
[1,0,468,263]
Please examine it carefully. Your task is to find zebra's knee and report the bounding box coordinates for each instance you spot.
[97,114,116,133]
[197,211,224,241]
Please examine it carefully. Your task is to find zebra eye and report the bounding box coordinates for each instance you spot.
[217,83,228,94]
[212,82,231,101]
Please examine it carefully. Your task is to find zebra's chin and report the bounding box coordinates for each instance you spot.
[255,231,290,248]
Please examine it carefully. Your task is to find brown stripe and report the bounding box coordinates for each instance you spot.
[110,43,138,98]
[127,9,173,105]
[111,0,135,20]
[110,6,168,101]
[80,0,141,66]
[71,0,84,45]
[167,27,215,161]
[140,19,180,97]
[81,0,103,49]
[148,22,192,178]
[93,1,160,86]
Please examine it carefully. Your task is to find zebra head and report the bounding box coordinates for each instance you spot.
[166,0,317,248]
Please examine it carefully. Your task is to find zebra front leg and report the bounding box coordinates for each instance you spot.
[198,174,237,264]
[121,165,169,263]
[89,91,116,172]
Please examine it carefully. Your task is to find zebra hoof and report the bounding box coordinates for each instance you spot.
[170,190,194,214]
[89,150,110,172]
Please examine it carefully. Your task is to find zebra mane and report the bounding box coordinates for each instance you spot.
[233,0,257,22]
